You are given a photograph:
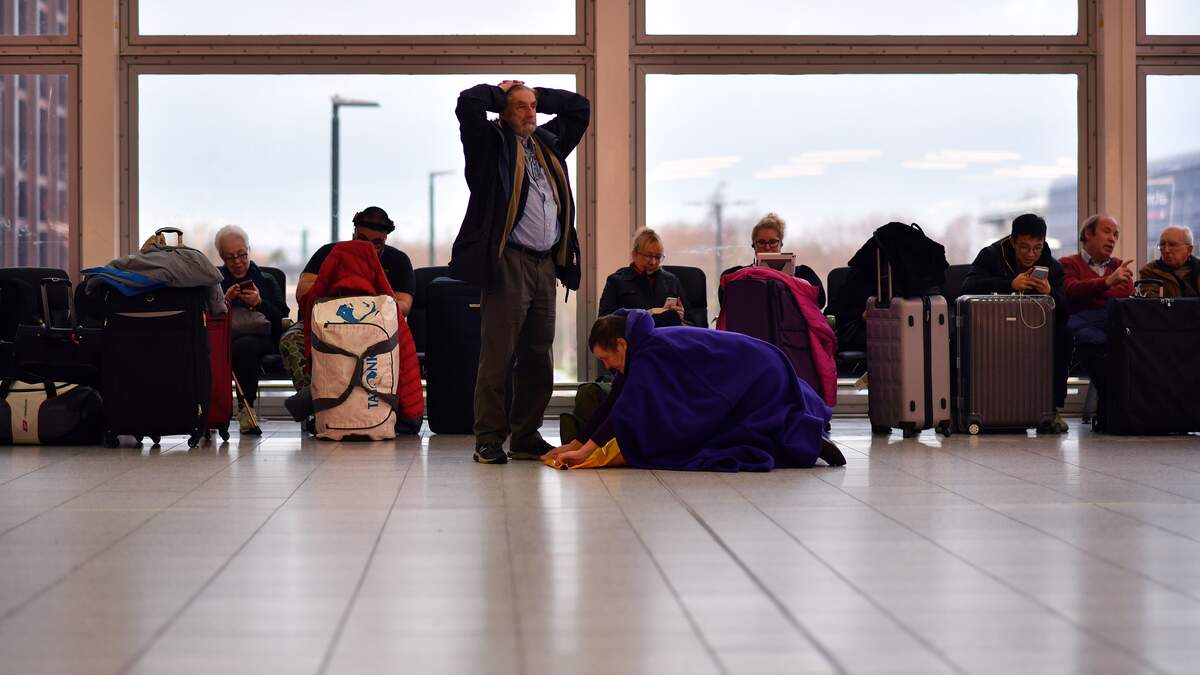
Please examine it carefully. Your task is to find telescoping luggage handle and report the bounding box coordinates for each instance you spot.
[38,277,75,330]
[874,247,893,309]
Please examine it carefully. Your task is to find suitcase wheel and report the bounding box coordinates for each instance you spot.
[187,434,200,448]
[218,425,230,442]
[870,424,891,436]
[936,421,953,437]
[967,423,981,436]
[900,424,920,439]
[103,432,119,448]
[150,435,161,446]
[134,435,144,445]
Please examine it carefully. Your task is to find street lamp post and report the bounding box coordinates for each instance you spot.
[428,169,454,266]
[330,95,380,243]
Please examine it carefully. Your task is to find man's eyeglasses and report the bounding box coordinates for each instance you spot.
[635,250,664,262]
[220,250,249,263]
[1159,241,1189,250]
[754,239,782,248]
[1014,243,1044,255]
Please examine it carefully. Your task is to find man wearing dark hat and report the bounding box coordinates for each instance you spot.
[280,206,416,389]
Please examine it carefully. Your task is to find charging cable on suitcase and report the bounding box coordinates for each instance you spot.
[1017,294,1048,330]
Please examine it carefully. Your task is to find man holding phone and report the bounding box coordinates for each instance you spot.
[962,213,1070,433]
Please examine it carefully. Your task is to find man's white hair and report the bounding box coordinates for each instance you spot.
[1161,225,1195,246]
[214,224,250,251]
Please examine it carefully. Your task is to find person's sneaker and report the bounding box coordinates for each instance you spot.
[238,405,262,436]
[818,438,847,467]
[473,443,508,464]
[508,438,554,461]
[1038,412,1069,434]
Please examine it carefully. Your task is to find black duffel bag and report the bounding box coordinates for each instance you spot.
[0,379,105,445]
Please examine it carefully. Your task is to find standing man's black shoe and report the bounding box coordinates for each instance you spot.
[508,437,554,461]
[473,443,508,464]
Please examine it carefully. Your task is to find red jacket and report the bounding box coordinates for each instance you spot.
[302,241,423,419]
[1059,253,1134,313]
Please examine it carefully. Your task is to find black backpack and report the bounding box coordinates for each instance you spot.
[847,222,949,298]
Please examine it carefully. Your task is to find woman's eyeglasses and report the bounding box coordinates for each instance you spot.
[635,250,665,262]
[754,239,782,248]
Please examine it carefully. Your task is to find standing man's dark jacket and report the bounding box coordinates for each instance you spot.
[961,236,1067,312]
[450,84,589,291]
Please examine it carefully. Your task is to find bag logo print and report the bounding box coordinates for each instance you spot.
[335,300,379,324]
[364,355,379,409]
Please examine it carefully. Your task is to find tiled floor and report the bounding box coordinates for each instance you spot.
[2,420,1199,675]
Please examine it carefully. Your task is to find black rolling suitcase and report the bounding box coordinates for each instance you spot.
[1103,297,1200,434]
[98,286,211,447]
[424,278,483,434]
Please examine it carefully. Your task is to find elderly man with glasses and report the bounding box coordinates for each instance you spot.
[962,213,1071,433]
[598,227,690,326]
[1139,226,1200,298]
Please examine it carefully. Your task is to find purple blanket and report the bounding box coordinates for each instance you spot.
[610,310,832,472]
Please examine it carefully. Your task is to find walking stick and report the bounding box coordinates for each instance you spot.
[232,374,260,429]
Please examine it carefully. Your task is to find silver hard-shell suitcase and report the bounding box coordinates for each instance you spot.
[955,294,1056,434]
[866,253,952,438]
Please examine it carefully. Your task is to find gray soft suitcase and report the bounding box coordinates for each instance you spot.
[955,294,1056,434]
[866,257,952,438]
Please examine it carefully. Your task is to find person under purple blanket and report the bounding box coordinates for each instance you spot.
[543,309,846,471]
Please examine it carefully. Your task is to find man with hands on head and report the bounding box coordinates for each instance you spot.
[449,78,590,465]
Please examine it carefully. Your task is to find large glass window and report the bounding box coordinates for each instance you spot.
[0,0,69,36]
[1,71,71,269]
[138,1,576,36]
[1145,75,1200,262]
[645,1,1078,36]
[1145,1,1200,36]
[138,72,582,380]
[644,73,1078,313]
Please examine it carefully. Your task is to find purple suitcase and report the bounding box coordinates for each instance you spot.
[722,277,820,391]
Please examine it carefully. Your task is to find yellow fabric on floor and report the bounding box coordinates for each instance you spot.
[544,438,626,470]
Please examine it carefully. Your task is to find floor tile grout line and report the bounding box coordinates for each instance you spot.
[941,440,1200,545]
[596,471,732,675]
[0,448,158,539]
[823,447,1174,675]
[499,467,530,675]
[650,471,850,675]
[719,473,970,675]
[315,448,421,675]
[992,436,1200,502]
[0,447,87,488]
[911,442,1200,602]
[116,445,337,675]
[0,445,254,625]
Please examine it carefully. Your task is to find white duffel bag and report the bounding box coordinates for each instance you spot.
[310,295,400,441]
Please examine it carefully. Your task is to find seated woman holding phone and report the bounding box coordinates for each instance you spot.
[214,225,289,435]
[543,309,846,471]
[598,228,691,327]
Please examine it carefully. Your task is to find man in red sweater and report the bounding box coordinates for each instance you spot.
[1059,214,1134,427]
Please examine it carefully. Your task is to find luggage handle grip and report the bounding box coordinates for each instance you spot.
[155,227,184,246]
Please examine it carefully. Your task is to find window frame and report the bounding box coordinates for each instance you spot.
[124,0,590,50]
[634,0,1091,49]
[1138,0,1200,47]
[0,62,80,274]
[121,60,596,379]
[0,0,78,47]
[632,60,1098,262]
[1136,64,1200,267]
